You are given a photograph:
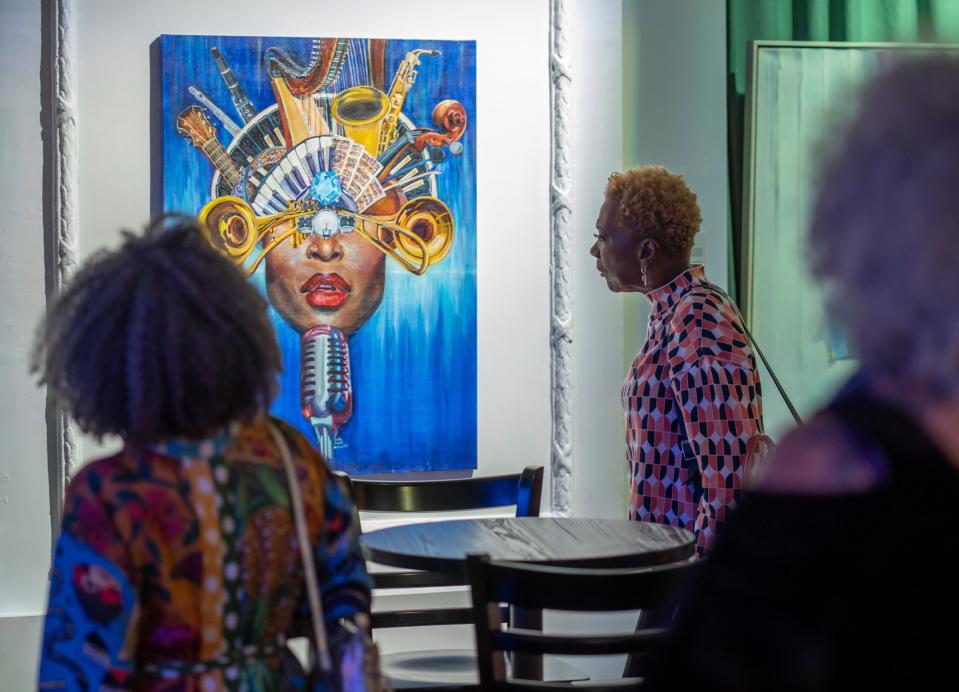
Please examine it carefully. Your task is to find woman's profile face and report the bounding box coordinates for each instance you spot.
[590,197,645,293]
[264,219,386,335]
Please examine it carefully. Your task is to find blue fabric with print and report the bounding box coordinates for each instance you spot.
[39,533,137,691]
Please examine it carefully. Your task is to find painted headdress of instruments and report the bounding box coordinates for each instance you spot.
[198,134,454,276]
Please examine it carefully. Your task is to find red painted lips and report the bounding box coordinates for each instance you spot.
[300,272,351,309]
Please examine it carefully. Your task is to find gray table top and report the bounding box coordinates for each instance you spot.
[360,517,695,573]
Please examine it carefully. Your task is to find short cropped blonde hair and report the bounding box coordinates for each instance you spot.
[605,166,701,258]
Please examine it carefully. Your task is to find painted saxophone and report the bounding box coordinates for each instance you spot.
[377,49,440,155]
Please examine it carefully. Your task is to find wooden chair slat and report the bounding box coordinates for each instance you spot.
[467,554,695,690]
[371,570,465,589]
[492,627,668,656]
[335,467,545,691]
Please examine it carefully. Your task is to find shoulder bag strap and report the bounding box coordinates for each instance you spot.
[267,421,333,674]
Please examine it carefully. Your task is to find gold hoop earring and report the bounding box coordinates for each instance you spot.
[641,263,648,287]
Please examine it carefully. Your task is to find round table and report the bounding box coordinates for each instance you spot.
[362,517,695,682]
[361,516,696,573]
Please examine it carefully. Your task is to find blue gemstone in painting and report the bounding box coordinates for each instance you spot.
[310,171,342,205]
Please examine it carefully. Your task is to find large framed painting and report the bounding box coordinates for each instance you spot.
[158,35,477,474]
[741,40,955,435]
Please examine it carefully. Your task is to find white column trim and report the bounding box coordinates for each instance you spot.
[46,0,81,538]
[549,0,573,516]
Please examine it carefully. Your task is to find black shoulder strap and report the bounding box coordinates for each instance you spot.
[701,279,802,426]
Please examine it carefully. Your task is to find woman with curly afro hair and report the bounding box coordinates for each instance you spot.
[590,165,764,557]
[34,216,371,690]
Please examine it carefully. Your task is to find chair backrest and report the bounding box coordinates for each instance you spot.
[466,554,694,689]
[336,467,545,631]
[346,466,544,516]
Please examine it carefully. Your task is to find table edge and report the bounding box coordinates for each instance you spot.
[360,518,696,573]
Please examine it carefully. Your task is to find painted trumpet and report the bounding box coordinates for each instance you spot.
[198,196,317,274]
[371,196,454,270]
[198,195,454,276]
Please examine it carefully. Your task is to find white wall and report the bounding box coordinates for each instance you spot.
[569,0,627,519]
[0,0,53,687]
[76,0,554,483]
[621,0,730,365]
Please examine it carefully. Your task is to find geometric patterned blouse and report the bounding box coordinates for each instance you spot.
[38,417,371,691]
[622,265,763,555]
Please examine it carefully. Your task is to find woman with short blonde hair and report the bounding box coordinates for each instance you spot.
[591,165,764,556]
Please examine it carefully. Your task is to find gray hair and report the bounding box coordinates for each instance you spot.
[809,56,959,395]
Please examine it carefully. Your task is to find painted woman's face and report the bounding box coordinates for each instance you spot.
[264,220,386,336]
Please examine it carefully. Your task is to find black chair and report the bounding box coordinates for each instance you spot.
[466,554,695,690]
[348,467,543,514]
[338,468,544,689]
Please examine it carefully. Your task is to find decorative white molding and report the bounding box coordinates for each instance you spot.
[549,0,573,516]
[47,0,81,535]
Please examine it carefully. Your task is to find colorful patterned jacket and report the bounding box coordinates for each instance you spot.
[38,417,371,691]
[622,266,764,555]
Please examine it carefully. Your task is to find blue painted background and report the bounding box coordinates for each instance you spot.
[160,35,477,473]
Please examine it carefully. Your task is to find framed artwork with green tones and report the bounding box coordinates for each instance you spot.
[741,40,958,435]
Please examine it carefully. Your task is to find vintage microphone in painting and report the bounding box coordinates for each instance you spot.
[300,325,354,460]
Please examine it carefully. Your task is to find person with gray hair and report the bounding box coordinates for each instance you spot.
[645,56,959,690]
